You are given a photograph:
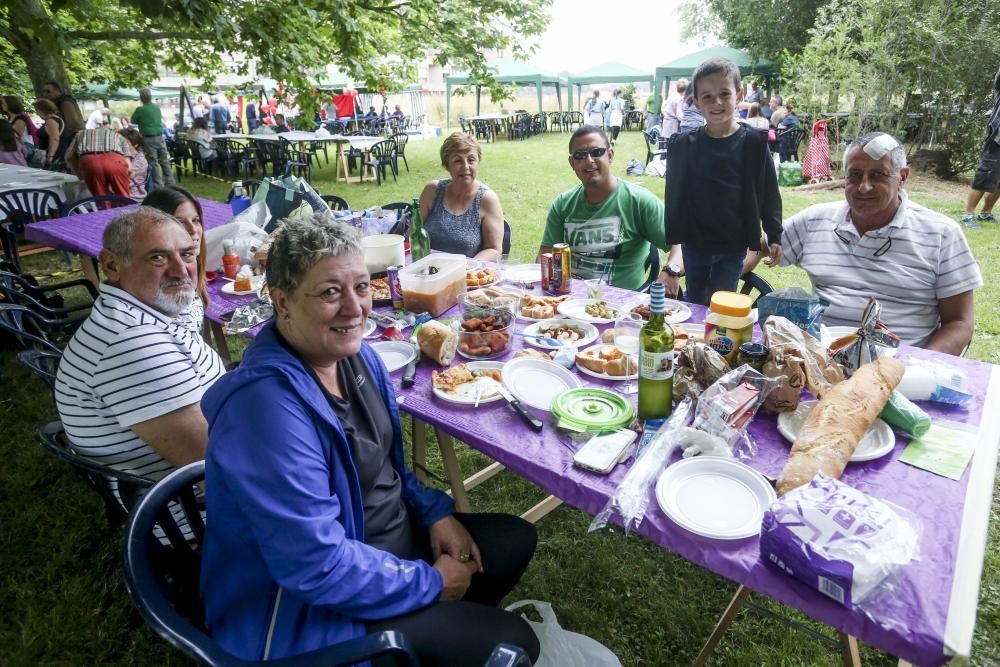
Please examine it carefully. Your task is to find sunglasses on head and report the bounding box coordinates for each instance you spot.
[570,147,608,161]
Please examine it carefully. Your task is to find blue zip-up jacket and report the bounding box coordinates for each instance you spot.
[200,322,454,660]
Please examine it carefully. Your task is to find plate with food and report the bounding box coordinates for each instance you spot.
[503,263,542,286]
[518,293,571,321]
[521,318,599,350]
[431,362,505,405]
[466,267,501,288]
[574,344,638,381]
[501,357,583,411]
[556,299,623,324]
[369,276,392,306]
[457,308,514,360]
[626,294,692,324]
[221,275,265,295]
[371,341,416,373]
[777,399,895,462]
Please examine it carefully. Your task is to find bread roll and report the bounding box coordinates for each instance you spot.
[417,321,458,366]
[575,349,606,373]
[777,358,904,496]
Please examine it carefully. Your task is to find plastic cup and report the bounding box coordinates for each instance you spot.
[585,278,605,300]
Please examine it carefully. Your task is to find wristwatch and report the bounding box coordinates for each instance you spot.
[663,263,684,278]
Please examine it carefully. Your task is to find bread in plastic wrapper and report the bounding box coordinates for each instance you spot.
[673,342,730,402]
[761,473,921,610]
[762,316,845,414]
[756,286,828,339]
[829,297,900,377]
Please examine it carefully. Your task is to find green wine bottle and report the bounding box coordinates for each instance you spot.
[638,282,675,419]
[409,197,431,262]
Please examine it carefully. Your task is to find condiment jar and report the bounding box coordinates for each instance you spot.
[704,291,754,365]
[736,342,768,372]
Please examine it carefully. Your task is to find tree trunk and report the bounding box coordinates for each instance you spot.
[6,0,72,97]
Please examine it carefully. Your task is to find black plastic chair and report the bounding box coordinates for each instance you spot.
[639,244,662,293]
[321,194,350,211]
[0,303,84,352]
[739,271,775,307]
[471,120,494,143]
[547,111,565,132]
[362,140,398,186]
[565,111,584,129]
[390,132,410,173]
[642,131,669,167]
[0,188,63,272]
[0,269,97,314]
[122,461,419,667]
[37,420,155,530]
[777,127,807,163]
[61,194,137,216]
[17,349,61,391]
[382,202,413,237]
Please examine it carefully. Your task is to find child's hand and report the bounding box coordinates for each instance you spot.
[764,243,782,267]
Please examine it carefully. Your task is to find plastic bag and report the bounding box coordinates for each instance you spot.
[691,365,779,458]
[589,399,693,534]
[762,316,845,413]
[829,298,900,376]
[761,473,921,612]
[644,160,666,177]
[897,359,972,406]
[253,175,332,232]
[204,218,269,272]
[625,159,644,176]
[778,161,802,186]
[505,601,621,667]
[756,287,828,339]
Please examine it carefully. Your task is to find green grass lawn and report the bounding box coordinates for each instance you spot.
[1,129,997,665]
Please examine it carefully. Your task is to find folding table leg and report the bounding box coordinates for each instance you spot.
[206,321,232,365]
[434,428,471,513]
[838,632,862,667]
[520,495,562,524]
[411,415,428,483]
[692,585,751,667]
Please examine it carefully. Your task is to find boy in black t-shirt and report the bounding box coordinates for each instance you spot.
[664,57,783,305]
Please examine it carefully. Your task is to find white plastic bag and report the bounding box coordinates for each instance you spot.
[505,600,621,667]
[204,218,269,272]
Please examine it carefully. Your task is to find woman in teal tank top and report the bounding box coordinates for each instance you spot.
[419,132,504,261]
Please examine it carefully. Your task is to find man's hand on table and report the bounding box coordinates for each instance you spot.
[430,515,482,573]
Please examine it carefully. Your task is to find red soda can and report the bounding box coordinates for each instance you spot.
[553,243,572,294]
[540,253,553,292]
[386,265,404,309]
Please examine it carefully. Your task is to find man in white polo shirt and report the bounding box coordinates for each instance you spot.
[55,207,225,488]
[778,132,983,356]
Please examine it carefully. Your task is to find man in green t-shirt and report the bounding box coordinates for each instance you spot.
[130,88,175,189]
[645,92,662,133]
[539,125,683,294]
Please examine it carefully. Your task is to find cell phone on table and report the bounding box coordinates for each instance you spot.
[573,430,638,474]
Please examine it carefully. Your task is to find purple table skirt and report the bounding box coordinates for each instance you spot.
[25,206,998,663]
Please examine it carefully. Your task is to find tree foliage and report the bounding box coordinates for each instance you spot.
[1,0,551,115]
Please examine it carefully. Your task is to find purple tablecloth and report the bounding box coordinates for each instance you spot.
[386,279,997,666]
[25,207,998,663]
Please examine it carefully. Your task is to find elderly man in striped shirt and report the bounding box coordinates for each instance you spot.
[778,132,983,356]
[55,207,225,498]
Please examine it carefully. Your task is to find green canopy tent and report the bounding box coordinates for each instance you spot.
[653,45,774,103]
[566,61,653,111]
[445,58,566,128]
[74,85,180,101]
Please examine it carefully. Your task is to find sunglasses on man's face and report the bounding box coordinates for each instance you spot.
[570,147,608,161]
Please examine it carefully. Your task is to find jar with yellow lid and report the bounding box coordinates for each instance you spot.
[704,291,754,365]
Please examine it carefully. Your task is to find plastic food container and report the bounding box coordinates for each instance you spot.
[399,253,467,316]
[704,291,754,364]
[457,300,515,360]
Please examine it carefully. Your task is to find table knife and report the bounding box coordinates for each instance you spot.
[496,384,544,432]
[402,325,421,388]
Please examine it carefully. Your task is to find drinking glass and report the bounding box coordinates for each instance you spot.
[613,312,643,395]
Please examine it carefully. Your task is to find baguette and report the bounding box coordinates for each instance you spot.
[776,357,904,496]
[417,321,458,366]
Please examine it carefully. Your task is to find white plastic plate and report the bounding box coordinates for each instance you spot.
[503,263,542,284]
[556,299,624,324]
[624,293,692,324]
[371,341,416,373]
[655,457,776,540]
[777,399,896,462]
[432,362,505,405]
[501,357,583,411]
[221,276,264,295]
[521,318,599,350]
[363,318,377,338]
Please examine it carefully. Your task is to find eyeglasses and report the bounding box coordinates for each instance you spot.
[570,147,608,161]
[834,226,892,257]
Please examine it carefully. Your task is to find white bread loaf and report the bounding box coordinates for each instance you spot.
[417,321,458,366]
[776,357,904,496]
